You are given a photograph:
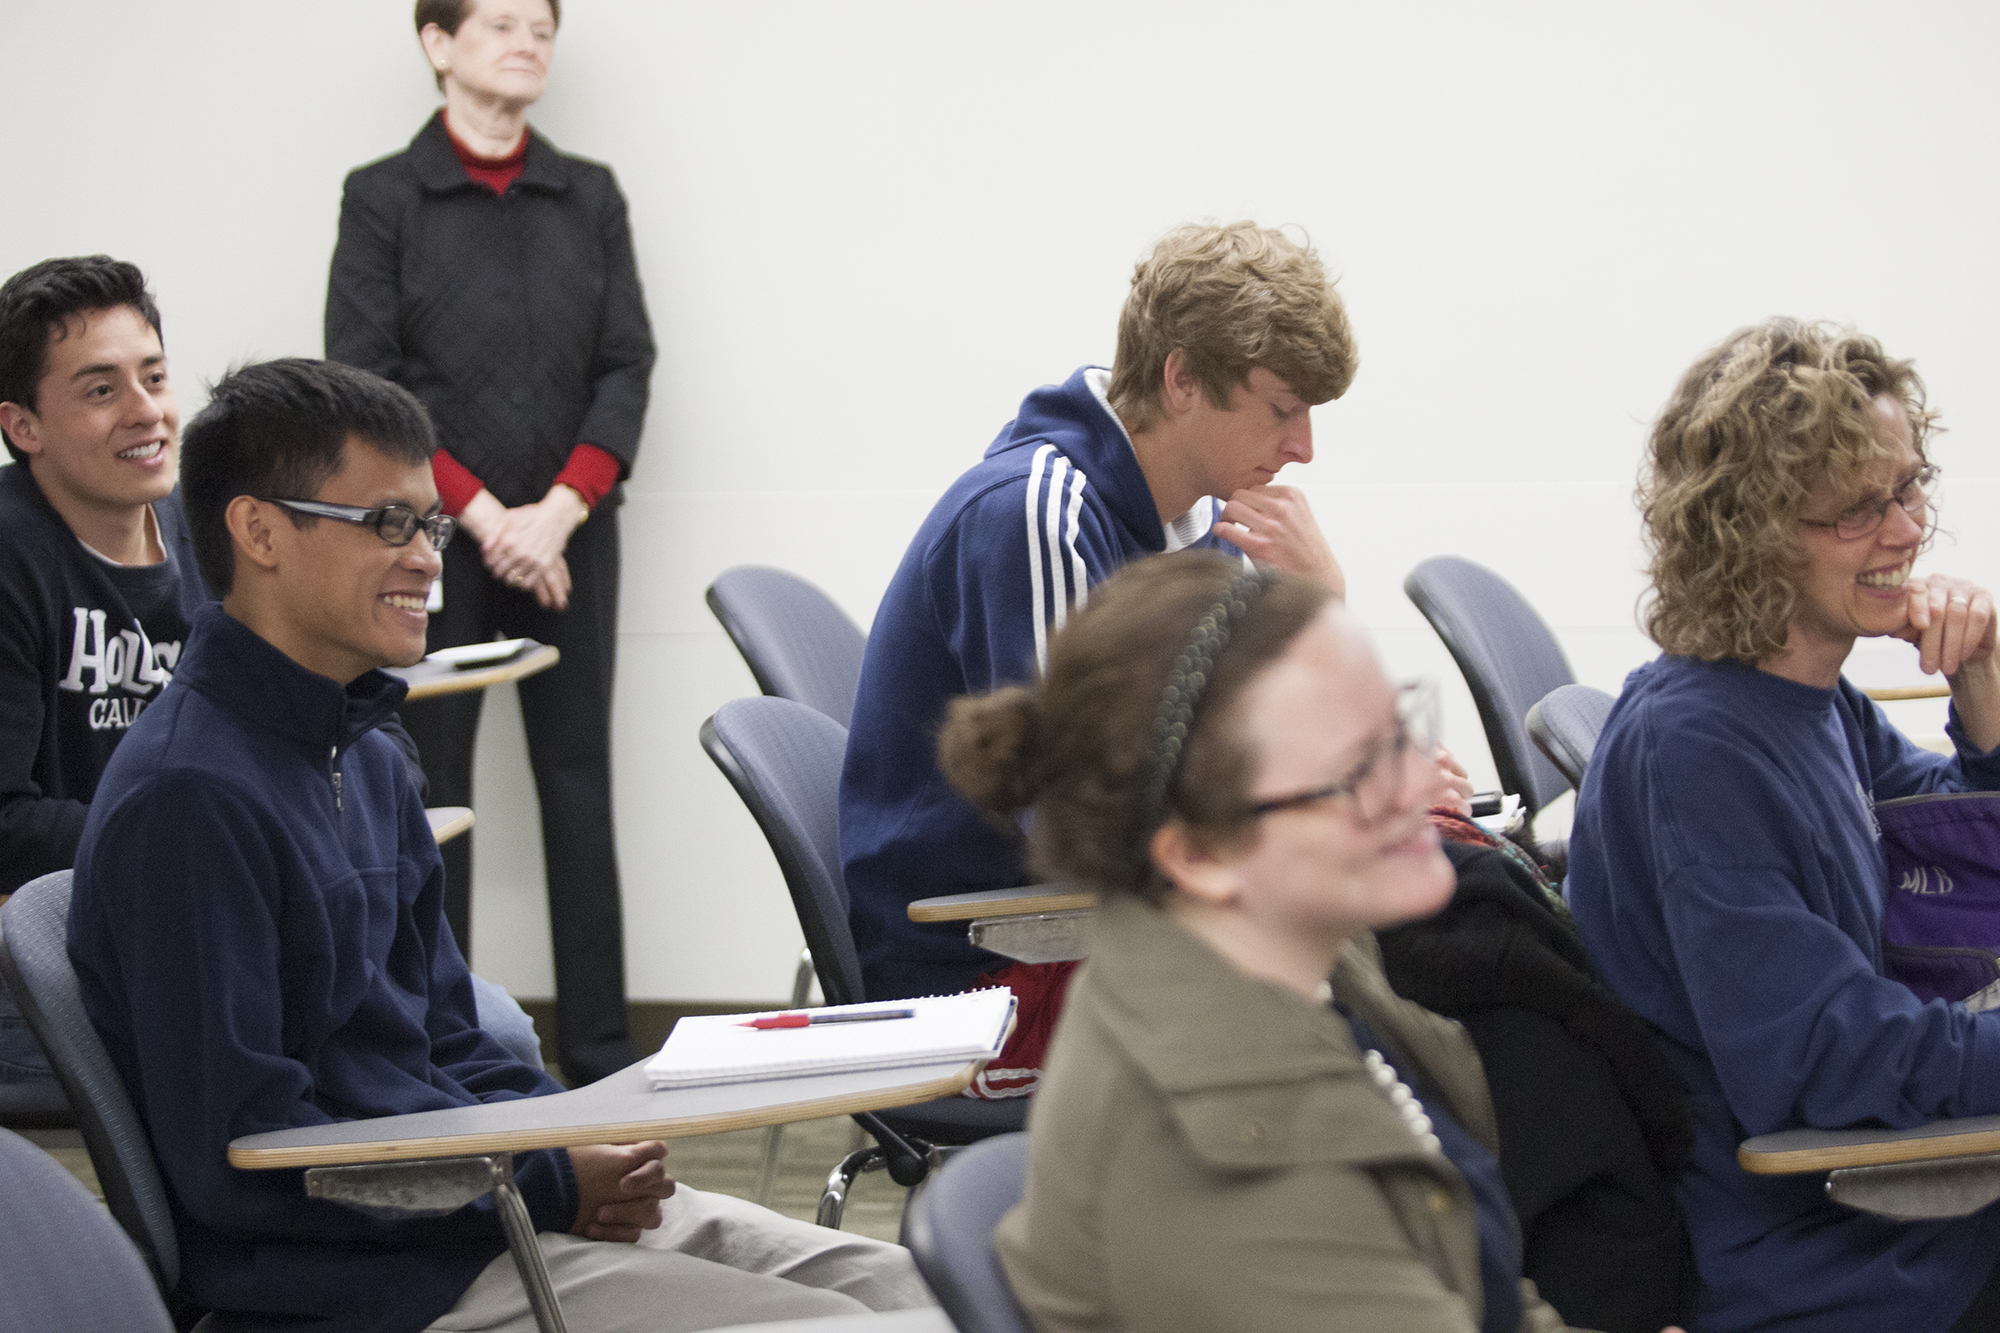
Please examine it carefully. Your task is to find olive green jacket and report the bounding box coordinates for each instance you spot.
[994,893,1580,1333]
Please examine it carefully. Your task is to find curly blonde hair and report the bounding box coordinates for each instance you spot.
[1107,222,1358,433]
[1639,318,1934,664]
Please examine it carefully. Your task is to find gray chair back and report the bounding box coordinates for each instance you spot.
[707,566,868,726]
[700,697,1025,1146]
[1405,556,1577,819]
[903,1132,1033,1333]
[701,697,867,1005]
[1526,684,1617,793]
[0,1124,173,1331]
[0,872,182,1293]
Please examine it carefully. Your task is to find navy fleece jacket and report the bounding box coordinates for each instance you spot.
[70,605,576,1333]
[1568,654,2000,1333]
[840,367,1234,1000]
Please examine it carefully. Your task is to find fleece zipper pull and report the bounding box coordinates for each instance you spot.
[330,744,343,811]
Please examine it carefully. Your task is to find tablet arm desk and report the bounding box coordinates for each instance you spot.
[388,643,560,702]
[906,884,1098,965]
[1740,1114,2000,1221]
[230,1057,984,1333]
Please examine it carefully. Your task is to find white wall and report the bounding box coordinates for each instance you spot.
[4,1,1994,1000]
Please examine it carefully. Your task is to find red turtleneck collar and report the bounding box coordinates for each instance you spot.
[444,116,527,195]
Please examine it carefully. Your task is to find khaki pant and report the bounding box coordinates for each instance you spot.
[428,1185,936,1332]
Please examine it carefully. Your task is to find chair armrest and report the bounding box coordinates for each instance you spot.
[1739,1114,2000,1175]
[907,885,1099,923]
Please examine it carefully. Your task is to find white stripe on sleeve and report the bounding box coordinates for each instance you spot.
[1065,469,1090,614]
[1045,456,1073,635]
[1025,444,1054,673]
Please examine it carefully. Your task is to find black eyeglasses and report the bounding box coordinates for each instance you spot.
[261,498,456,552]
[1245,680,1439,827]
[1799,463,1940,542]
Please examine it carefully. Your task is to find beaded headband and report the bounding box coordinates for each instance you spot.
[1127,566,1275,870]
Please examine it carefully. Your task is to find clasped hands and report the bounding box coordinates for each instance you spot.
[568,1140,674,1242]
[457,486,587,612]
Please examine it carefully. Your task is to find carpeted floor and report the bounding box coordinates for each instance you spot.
[27,1113,916,1244]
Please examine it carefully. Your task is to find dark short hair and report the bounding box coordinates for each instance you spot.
[0,256,163,463]
[416,0,562,89]
[180,359,438,595]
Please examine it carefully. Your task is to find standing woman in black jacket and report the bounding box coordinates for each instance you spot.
[326,0,654,1085]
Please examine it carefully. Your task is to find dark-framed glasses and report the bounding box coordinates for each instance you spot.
[1245,679,1439,827]
[261,497,456,552]
[1799,463,1940,543]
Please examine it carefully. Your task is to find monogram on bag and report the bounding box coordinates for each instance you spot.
[1879,791,2000,1010]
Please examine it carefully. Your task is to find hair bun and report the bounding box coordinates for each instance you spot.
[939,687,1042,816]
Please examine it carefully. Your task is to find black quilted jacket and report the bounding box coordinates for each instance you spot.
[325,111,655,507]
[1379,836,1696,1333]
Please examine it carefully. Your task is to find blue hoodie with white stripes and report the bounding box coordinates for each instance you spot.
[840,367,1234,1000]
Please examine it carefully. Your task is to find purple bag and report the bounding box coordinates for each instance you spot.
[1879,791,2000,1008]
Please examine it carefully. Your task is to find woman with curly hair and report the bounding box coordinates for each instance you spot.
[942,551,1672,1333]
[1567,318,2000,1332]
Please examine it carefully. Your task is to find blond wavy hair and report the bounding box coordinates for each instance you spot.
[1107,222,1357,433]
[1639,318,1934,664]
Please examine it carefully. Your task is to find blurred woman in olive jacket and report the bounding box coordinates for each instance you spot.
[939,552,1686,1333]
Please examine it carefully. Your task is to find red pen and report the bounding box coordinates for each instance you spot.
[737,1008,916,1030]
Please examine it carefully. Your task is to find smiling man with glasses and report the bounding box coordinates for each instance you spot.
[66,357,935,1331]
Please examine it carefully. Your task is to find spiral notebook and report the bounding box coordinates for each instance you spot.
[644,988,1018,1089]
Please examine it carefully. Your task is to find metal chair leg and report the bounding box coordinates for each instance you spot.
[306,1152,567,1333]
[754,948,819,1207]
[816,1118,942,1228]
[490,1155,568,1333]
[818,1145,888,1229]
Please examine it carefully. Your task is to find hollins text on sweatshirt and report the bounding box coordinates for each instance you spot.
[0,463,204,893]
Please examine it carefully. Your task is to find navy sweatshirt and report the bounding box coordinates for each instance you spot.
[840,368,1233,1000]
[1568,654,2000,1332]
[0,463,205,894]
[70,605,576,1333]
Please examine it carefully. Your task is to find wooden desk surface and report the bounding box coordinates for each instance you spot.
[425,807,475,845]
[229,1057,979,1170]
[907,885,1099,923]
[1865,684,1951,702]
[390,643,561,702]
[1739,1114,2000,1175]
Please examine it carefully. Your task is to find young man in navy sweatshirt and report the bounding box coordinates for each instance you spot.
[0,257,537,1104]
[841,222,1373,1094]
[67,359,932,1332]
